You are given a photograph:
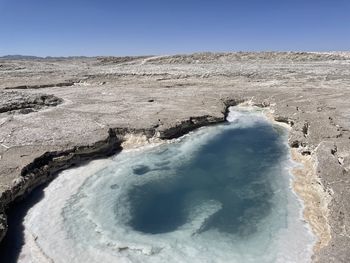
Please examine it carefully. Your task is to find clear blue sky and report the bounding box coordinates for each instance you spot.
[0,0,349,56]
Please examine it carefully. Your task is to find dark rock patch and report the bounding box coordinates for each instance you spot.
[133,165,151,175]
[0,91,63,114]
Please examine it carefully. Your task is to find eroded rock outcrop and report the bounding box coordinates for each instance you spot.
[0,91,62,114]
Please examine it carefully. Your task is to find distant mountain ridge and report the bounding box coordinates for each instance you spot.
[0,55,43,60]
[1,52,350,61]
[0,55,90,60]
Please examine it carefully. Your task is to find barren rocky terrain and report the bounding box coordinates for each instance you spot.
[0,52,349,262]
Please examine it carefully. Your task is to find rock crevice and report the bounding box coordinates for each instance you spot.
[0,91,62,114]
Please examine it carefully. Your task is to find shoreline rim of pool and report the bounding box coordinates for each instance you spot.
[12,106,318,263]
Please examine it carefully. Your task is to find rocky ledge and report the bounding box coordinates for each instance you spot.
[0,91,62,114]
[0,98,243,243]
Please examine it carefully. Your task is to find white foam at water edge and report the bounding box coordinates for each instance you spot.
[226,106,268,125]
[18,107,316,263]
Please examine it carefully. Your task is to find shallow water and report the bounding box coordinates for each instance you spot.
[18,107,315,263]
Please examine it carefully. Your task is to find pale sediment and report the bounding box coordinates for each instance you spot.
[291,149,331,253]
[260,105,331,255]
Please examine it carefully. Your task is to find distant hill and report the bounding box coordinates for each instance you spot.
[0,55,43,60]
[0,55,91,60]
